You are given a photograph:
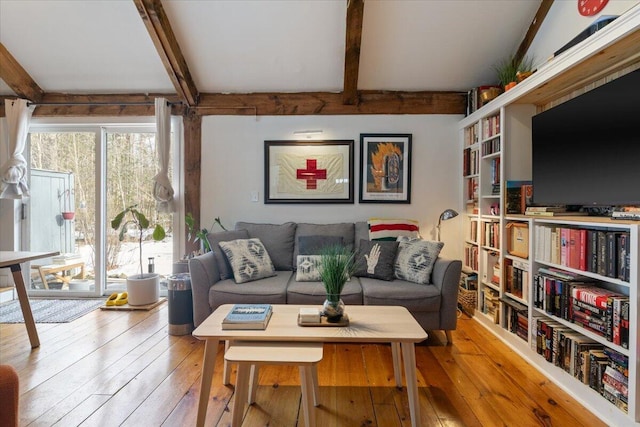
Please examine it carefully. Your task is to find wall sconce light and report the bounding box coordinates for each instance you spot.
[437,208,459,241]
[293,130,323,139]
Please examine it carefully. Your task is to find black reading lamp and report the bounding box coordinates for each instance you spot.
[437,209,459,241]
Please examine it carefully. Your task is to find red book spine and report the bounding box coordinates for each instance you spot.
[578,229,587,271]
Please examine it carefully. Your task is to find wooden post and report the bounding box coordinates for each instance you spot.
[183,109,201,256]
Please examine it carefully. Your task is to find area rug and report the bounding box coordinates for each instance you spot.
[0,299,105,323]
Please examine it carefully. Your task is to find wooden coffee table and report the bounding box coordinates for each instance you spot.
[193,304,428,427]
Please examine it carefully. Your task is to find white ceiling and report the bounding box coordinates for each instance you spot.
[0,0,542,97]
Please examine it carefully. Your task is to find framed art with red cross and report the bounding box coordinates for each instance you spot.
[264,140,354,204]
[359,133,412,203]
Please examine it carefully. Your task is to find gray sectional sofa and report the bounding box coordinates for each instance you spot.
[188,221,462,342]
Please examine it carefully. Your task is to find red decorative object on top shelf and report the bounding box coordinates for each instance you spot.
[578,0,609,16]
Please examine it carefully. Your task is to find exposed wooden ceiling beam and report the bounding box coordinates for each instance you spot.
[0,93,184,117]
[0,43,45,103]
[133,0,199,106]
[196,90,466,115]
[0,91,466,117]
[343,0,365,105]
[514,0,554,66]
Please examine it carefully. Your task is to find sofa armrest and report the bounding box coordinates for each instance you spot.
[431,258,463,331]
[189,252,221,327]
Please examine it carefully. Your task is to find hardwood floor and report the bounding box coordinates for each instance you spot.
[0,302,606,426]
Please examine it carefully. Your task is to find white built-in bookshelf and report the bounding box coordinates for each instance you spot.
[458,6,640,426]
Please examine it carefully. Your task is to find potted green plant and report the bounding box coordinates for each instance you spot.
[111,204,166,305]
[185,213,227,255]
[318,245,356,322]
[495,55,519,91]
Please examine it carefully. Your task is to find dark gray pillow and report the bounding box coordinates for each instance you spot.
[354,239,399,281]
[235,222,296,271]
[298,235,344,255]
[207,229,250,280]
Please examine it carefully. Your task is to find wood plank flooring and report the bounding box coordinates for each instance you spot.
[0,302,607,426]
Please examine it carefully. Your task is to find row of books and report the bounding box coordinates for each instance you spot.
[482,221,500,249]
[481,137,500,156]
[462,147,479,176]
[466,176,478,201]
[482,114,500,138]
[467,220,478,243]
[503,298,528,341]
[504,180,533,215]
[504,258,529,301]
[534,318,628,414]
[463,121,479,147]
[489,157,500,186]
[534,225,631,282]
[533,270,629,348]
[482,288,499,324]
[464,243,478,271]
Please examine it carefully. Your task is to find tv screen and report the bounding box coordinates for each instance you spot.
[532,69,640,207]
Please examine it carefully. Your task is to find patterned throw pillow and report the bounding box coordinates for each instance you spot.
[368,218,420,241]
[353,239,399,281]
[394,239,444,284]
[218,238,276,284]
[296,255,322,281]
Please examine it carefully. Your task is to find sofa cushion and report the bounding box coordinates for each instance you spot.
[368,218,420,241]
[394,239,444,284]
[293,223,355,267]
[286,277,363,305]
[295,255,322,281]
[359,277,441,312]
[354,221,369,252]
[218,238,277,283]
[298,235,344,255]
[209,272,290,311]
[236,221,296,271]
[207,229,250,280]
[353,239,399,281]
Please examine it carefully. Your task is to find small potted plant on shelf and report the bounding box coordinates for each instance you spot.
[111,204,166,305]
[495,55,519,91]
[318,245,356,322]
[495,54,535,91]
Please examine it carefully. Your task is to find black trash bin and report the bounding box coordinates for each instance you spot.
[167,273,193,336]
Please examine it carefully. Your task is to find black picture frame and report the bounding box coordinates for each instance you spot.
[264,140,354,204]
[359,133,412,203]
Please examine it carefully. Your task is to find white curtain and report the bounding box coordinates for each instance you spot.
[0,99,35,199]
[153,97,175,212]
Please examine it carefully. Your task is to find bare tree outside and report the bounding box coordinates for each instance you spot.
[29,130,174,294]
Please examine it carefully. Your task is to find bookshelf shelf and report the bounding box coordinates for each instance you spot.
[458,6,640,426]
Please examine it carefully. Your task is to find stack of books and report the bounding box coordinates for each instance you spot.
[222,304,273,330]
[611,207,640,220]
[525,206,588,217]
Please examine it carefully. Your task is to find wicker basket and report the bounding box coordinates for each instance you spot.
[458,286,477,316]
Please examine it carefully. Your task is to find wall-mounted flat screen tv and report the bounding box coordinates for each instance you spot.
[532,69,640,207]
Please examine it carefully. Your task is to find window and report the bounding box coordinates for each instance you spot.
[25,120,183,297]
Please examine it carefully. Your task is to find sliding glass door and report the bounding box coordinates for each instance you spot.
[26,122,182,298]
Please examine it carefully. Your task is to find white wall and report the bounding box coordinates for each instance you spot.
[200,114,463,259]
[527,0,639,71]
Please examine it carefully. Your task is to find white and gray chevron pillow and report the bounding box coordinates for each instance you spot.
[218,238,276,284]
[394,239,444,284]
